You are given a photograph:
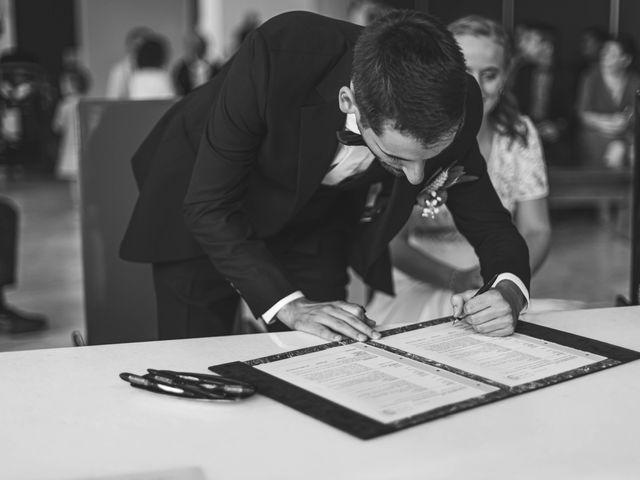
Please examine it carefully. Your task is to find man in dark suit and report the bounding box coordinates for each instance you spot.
[121,10,530,342]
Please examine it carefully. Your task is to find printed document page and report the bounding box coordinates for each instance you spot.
[255,342,498,424]
[380,322,605,387]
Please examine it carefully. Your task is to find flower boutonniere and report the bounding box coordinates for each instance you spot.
[419,165,478,219]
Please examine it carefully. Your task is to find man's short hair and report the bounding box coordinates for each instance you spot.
[352,10,467,148]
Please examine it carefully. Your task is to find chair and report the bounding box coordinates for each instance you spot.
[78,99,174,344]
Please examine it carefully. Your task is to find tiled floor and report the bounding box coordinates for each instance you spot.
[0,176,633,352]
[0,177,83,352]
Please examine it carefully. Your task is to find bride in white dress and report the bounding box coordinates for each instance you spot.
[367,15,573,326]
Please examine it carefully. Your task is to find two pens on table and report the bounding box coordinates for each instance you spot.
[119,369,255,401]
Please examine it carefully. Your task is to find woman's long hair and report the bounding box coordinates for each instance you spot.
[448,15,528,147]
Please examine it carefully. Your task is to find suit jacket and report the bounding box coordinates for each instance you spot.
[120,11,530,316]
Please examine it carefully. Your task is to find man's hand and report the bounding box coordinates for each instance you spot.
[451,280,525,337]
[277,297,381,342]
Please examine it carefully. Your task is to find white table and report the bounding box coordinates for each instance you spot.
[2,306,640,480]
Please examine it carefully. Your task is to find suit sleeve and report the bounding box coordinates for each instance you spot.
[435,76,530,290]
[446,140,531,291]
[182,29,298,317]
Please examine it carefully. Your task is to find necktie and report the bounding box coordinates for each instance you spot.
[336,129,366,146]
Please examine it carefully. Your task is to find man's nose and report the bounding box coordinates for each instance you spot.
[403,161,425,185]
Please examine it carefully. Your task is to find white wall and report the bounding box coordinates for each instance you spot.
[78,0,191,98]
[0,0,15,52]
[314,0,350,21]
[77,0,351,96]
[197,0,225,62]
[197,0,324,62]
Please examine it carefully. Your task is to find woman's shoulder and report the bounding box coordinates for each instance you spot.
[494,114,537,149]
[517,114,536,131]
[520,115,543,144]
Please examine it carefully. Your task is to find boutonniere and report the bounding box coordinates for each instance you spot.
[419,165,478,219]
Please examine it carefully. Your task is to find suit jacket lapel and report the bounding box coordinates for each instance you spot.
[294,50,353,214]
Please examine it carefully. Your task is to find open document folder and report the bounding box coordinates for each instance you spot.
[210,317,640,439]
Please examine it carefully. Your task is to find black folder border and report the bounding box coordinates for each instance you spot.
[209,320,640,439]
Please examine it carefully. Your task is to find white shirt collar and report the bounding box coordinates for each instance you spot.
[345,113,361,134]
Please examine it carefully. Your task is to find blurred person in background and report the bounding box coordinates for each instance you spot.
[0,196,48,334]
[128,34,174,100]
[60,47,91,93]
[105,26,153,99]
[573,26,608,89]
[347,0,390,26]
[512,22,574,166]
[368,15,554,325]
[172,31,222,96]
[0,55,53,177]
[52,47,90,184]
[576,34,640,169]
[52,67,90,184]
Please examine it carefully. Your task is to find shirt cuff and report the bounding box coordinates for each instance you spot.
[261,291,305,324]
[491,273,530,313]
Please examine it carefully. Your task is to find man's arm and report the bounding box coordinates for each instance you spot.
[183,29,295,315]
[447,142,530,286]
[446,141,531,335]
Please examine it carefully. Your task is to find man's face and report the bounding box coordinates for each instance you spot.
[338,84,457,185]
[357,118,456,185]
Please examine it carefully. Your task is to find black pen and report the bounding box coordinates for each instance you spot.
[119,372,199,398]
[145,373,227,400]
[452,273,499,325]
[147,369,255,398]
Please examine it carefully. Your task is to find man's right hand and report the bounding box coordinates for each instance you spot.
[276,297,381,342]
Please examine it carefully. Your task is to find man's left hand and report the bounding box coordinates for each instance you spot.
[451,289,516,336]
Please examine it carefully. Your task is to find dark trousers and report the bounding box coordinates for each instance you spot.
[151,237,351,340]
[152,258,239,340]
[0,197,17,287]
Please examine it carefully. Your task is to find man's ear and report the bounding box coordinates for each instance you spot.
[338,85,358,115]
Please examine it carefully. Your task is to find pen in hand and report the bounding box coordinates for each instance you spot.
[451,274,498,326]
